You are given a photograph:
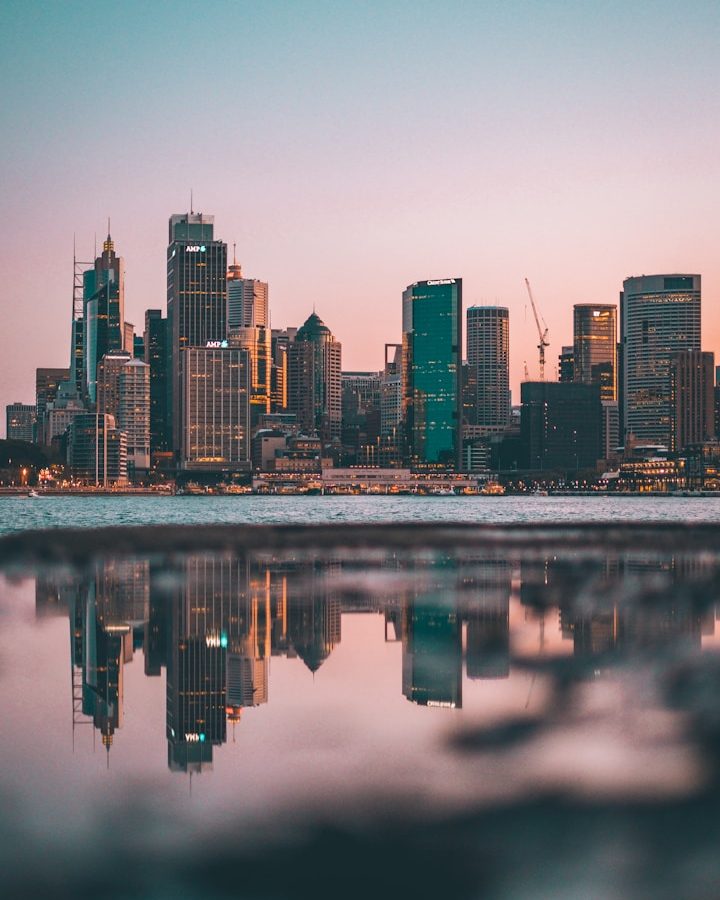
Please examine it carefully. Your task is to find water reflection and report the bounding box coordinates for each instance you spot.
[32,546,719,774]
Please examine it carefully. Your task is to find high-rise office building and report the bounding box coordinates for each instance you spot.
[270,327,296,413]
[143,310,169,454]
[620,274,701,446]
[402,278,462,468]
[180,346,250,471]
[521,381,602,471]
[83,232,125,404]
[573,305,617,401]
[341,371,381,465]
[6,403,36,442]
[67,413,127,485]
[167,213,227,454]
[670,350,715,453]
[558,346,575,383]
[35,367,69,443]
[227,256,268,329]
[228,326,272,423]
[466,305,510,429]
[97,351,132,419]
[118,358,151,473]
[287,313,342,445]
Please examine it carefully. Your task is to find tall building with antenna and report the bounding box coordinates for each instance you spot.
[166,211,227,454]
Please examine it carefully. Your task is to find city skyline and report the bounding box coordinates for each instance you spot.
[2,2,720,427]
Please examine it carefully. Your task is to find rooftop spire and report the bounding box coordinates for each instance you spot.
[103,217,114,254]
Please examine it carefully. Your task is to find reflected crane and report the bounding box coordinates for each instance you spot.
[524,278,550,380]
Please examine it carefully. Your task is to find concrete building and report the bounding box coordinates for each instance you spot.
[466,305,510,429]
[6,402,36,442]
[118,358,151,473]
[287,313,342,447]
[521,381,602,472]
[670,350,715,453]
[97,351,132,420]
[180,346,250,471]
[620,274,701,445]
[35,367,69,444]
[227,256,268,329]
[67,413,127,485]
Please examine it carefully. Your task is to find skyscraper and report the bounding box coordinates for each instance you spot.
[6,403,36,442]
[670,350,715,453]
[83,232,126,404]
[166,213,227,454]
[620,274,701,446]
[227,255,268,329]
[402,278,462,468]
[118,358,151,473]
[466,305,510,430]
[573,305,617,401]
[180,346,250,471]
[35,367,69,443]
[143,310,169,454]
[287,313,342,446]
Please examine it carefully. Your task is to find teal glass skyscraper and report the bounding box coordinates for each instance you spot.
[402,278,462,468]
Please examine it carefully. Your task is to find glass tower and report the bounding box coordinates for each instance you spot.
[573,304,617,401]
[402,279,462,468]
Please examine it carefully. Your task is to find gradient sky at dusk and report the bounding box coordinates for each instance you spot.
[1,0,719,430]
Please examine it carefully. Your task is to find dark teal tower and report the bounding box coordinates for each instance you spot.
[402,278,462,468]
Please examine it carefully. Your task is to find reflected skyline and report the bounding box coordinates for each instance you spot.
[32,547,718,774]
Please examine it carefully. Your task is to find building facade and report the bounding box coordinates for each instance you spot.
[118,359,151,473]
[620,274,701,446]
[167,213,227,454]
[402,278,462,468]
[466,305,510,430]
[35,367,69,444]
[143,310,169,453]
[67,413,127,485]
[670,350,715,453]
[287,313,342,446]
[573,304,617,401]
[6,403,36,442]
[83,232,125,405]
[227,258,268,329]
[180,347,250,471]
[521,381,602,471]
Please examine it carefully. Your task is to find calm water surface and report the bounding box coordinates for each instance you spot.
[3,527,720,898]
[2,493,720,533]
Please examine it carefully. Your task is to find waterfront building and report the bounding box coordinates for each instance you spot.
[118,358,151,473]
[143,310,169,453]
[380,344,403,466]
[670,350,715,453]
[6,402,36,442]
[167,213,227,454]
[270,328,295,413]
[573,304,617,401]
[341,371,381,465]
[83,232,126,404]
[180,346,250,471]
[620,274,701,445]
[97,351,132,419]
[67,412,127,485]
[466,305,510,429]
[402,278,462,468]
[227,256,268,329]
[287,313,342,446]
[44,380,86,445]
[521,381,602,471]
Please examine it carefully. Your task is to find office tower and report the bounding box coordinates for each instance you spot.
[133,334,145,359]
[271,327,296,413]
[83,232,126,404]
[466,305,510,429]
[620,274,701,445]
[341,371,381,464]
[227,255,268,329]
[44,380,86,445]
[6,403,36,442]
[670,350,715,453]
[558,346,575,383]
[465,561,511,679]
[521,381,602,470]
[143,310,169,453]
[118,359,151,473]
[573,305,617,401]
[380,343,403,465]
[167,213,227,454]
[123,322,135,355]
[402,278,462,468]
[97,350,132,419]
[287,313,342,445]
[180,347,250,471]
[35,368,69,443]
[286,563,341,672]
[67,413,128,485]
[228,325,272,423]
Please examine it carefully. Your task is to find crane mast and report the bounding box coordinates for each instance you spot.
[524,278,550,381]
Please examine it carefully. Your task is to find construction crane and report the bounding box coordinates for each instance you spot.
[524,278,550,381]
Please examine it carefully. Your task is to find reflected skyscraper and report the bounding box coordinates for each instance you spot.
[402,593,462,708]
